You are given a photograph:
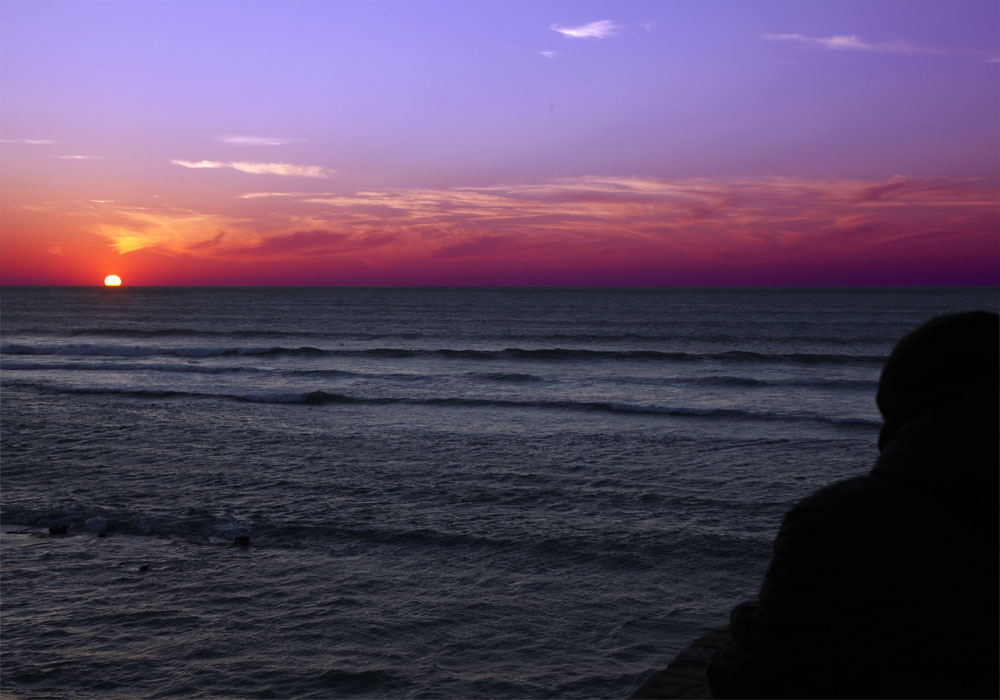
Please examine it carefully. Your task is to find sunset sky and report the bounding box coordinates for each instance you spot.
[1,0,997,286]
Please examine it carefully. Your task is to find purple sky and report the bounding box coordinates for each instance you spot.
[2,0,997,285]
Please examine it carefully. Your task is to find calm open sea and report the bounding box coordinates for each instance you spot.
[2,286,996,699]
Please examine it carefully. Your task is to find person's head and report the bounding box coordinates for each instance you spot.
[876,310,998,450]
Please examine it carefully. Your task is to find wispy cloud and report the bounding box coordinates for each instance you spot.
[227,230,398,259]
[170,160,330,178]
[762,33,935,55]
[237,191,336,200]
[171,159,227,169]
[230,162,328,178]
[53,154,106,160]
[86,175,996,285]
[540,50,556,59]
[550,20,619,39]
[187,231,227,250]
[0,138,56,145]
[91,207,232,255]
[218,135,305,146]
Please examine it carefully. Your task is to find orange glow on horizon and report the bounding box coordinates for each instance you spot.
[0,174,995,286]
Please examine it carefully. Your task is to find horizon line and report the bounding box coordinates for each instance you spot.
[3,283,998,289]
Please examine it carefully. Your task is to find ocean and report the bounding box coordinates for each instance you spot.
[2,286,996,699]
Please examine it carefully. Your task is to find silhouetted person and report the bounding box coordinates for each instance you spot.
[707,311,999,699]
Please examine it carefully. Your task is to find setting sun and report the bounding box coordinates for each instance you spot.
[104,274,122,286]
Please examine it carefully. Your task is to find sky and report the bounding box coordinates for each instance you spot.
[1,0,998,286]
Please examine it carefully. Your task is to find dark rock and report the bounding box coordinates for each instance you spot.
[138,564,150,572]
[234,535,250,547]
[48,524,68,535]
[97,531,108,538]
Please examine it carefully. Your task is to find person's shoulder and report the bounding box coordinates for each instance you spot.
[795,472,908,513]
[776,474,914,547]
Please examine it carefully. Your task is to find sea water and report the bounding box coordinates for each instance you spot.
[2,286,995,699]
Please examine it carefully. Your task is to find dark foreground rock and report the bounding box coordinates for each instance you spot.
[631,626,730,699]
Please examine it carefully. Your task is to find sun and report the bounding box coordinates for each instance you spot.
[104,274,122,286]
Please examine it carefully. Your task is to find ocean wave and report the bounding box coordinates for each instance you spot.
[0,360,874,391]
[0,503,526,554]
[2,379,881,427]
[10,327,428,341]
[0,360,432,383]
[0,504,763,564]
[1,381,352,405]
[0,359,275,375]
[464,371,545,383]
[682,375,878,390]
[9,327,890,346]
[1,342,887,365]
[0,504,254,542]
[0,360,876,393]
[0,342,329,358]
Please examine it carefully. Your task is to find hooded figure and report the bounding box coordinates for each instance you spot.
[707,311,999,699]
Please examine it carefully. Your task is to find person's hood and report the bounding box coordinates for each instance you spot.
[873,386,998,494]
[872,311,999,496]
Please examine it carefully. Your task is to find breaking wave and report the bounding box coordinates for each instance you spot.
[1,342,886,365]
[1,379,881,427]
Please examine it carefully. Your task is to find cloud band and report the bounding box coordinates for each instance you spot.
[171,160,330,178]
[550,20,619,39]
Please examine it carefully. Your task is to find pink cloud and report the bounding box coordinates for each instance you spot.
[850,177,989,204]
[85,175,997,284]
[228,230,398,259]
[434,235,517,259]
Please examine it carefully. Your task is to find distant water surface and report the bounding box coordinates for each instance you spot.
[2,286,995,698]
